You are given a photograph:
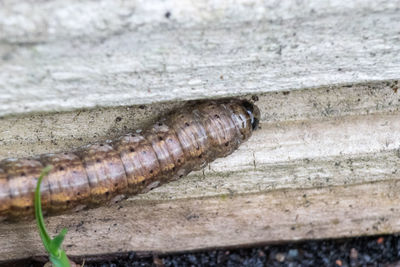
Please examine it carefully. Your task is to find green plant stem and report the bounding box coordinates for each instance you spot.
[35,165,71,267]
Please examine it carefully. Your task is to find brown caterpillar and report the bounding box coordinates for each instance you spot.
[0,99,260,221]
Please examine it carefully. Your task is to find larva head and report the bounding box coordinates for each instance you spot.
[242,100,260,131]
[226,99,260,141]
[189,99,259,159]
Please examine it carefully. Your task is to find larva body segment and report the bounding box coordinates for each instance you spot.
[40,152,91,213]
[0,159,48,218]
[0,168,11,219]
[0,99,260,221]
[77,144,128,204]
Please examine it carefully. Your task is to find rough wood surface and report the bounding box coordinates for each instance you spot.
[0,0,399,116]
[3,180,400,261]
[0,81,400,261]
[1,0,400,262]
[1,81,398,160]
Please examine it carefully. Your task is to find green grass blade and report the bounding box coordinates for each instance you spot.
[50,250,71,267]
[35,165,71,267]
[50,228,68,252]
[34,165,53,252]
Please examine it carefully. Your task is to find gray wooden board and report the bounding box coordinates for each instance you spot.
[1,80,399,160]
[0,0,399,116]
[1,172,400,261]
[0,81,400,261]
[1,0,400,262]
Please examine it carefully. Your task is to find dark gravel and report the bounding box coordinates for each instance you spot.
[7,234,400,267]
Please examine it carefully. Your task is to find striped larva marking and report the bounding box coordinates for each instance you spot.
[0,99,260,221]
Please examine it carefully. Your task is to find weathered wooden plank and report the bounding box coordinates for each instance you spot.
[1,80,398,160]
[0,0,399,116]
[1,179,400,261]
[0,81,399,261]
[2,0,398,43]
[1,0,400,262]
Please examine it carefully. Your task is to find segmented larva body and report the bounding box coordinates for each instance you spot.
[0,99,260,221]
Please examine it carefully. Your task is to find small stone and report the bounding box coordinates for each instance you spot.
[287,249,299,260]
[275,253,285,262]
[153,255,164,267]
[350,248,358,259]
[258,249,266,257]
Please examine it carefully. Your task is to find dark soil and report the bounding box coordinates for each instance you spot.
[6,234,400,267]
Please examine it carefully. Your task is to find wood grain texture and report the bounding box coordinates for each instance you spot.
[0,82,399,261]
[1,0,400,262]
[0,0,399,116]
[1,80,398,160]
